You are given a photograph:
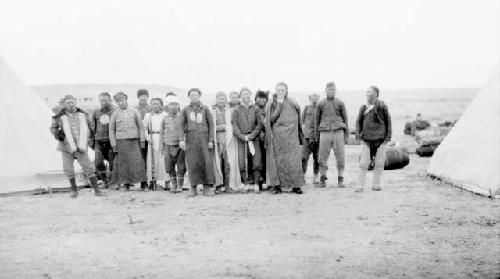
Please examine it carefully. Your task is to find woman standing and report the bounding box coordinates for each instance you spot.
[179,88,216,196]
[265,82,305,194]
[109,92,147,191]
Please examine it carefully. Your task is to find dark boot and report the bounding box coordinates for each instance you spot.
[177,174,184,192]
[170,176,178,193]
[272,186,282,195]
[148,181,155,191]
[140,181,147,190]
[188,185,197,197]
[202,184,213,196]
[89,176,104,196]
[253,170,262,194]
[338,176,345,188]
[292,187,303,194]
[124,184,131,191]
[69,177,78,198]
[164,180,171,191]
[317,175,327,188]
[102,175,110,189]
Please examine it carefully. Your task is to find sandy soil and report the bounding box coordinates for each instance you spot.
[0,145,499,279]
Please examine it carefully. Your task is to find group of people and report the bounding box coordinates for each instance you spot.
[50,81,392,198]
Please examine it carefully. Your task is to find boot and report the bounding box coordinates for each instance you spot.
[170,176,178,193]
[272,186,282,194]
[317,175,327,188]
[355,168,367,193]
[188,185,197,197]
[148,181,155,191]
[338,176,345,188]
[89,176,104,196]
[69,177,78,198]
[292,187,303,194]
[140,181,147,191]
[312,173,320,185]
[101,175,110,189]
[123,184,131,192]
[202,184,213,196]
[253,170,261,194]
[176,174,184,192]
[164,180,171,191]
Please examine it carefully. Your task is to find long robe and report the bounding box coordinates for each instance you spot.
[212,106,242,190]
[265,97,304,189]
[144,111,169,182]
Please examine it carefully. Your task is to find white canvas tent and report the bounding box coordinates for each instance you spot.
[428,66,500,198]
[0,55,86,195]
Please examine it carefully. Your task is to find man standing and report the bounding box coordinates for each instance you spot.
[232,88,264,192]
[254,90,268,190]
[302,93,321,185]
[228,91,240,109]
[50,95,103,198]
[160,93,186,193]
[143,98,169,190]
[179,88,216,197]
[135,89,152,190]
[355,86,392,192]
[316,82,349,188]
[90,92,115,188]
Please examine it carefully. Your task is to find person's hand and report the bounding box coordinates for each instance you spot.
[179,141,185,150]
[140,141,146,149]
[244,135,249,142]
[111,145,117,153]
[208,141,214,149]
[344,136,349,145]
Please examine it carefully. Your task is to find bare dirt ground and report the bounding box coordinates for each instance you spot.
[0,146,499,279]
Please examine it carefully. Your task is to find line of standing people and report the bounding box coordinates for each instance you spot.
[50,81,391,198]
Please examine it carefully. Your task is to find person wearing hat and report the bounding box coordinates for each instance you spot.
[159,93,186,193]
[211,91,241,193]
[254,90,269,189]
[135,89,152,190]
[232,87,264,193]
[315,82,349,188]
[302,92,321,185]
[50,95,104,198]
[143,97,169,191]
[228,91,240,109]
[109,92,147,191]
[89,92,116,188]
[179,88,216,196]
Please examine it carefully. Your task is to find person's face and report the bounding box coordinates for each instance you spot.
[276,84,287,99]
[229,93,239,104]
[216,95,227,108]
[64,98,76,112]
[241,91,251,104]
[309,94,319,104]
[99,95,111,108]
[117,99,128,109]
[151,100,162,112]
[366,87,378,104]
[326,85,336,98]
[167,102,179,112]
[189,91,200,103]
[256,97,267,107]
[139,95,149,104]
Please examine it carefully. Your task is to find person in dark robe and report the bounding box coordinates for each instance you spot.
[301,92,320,185]
[254,90,269,189]
[179,88,216,197]
[265,82,305,194]
[109,92,147,191]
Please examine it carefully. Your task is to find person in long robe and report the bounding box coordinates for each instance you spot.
[212,91,242,193]
[265,82,305,194]
[109,92,147,191]
[143,98,169,190]
[179,88,216,197]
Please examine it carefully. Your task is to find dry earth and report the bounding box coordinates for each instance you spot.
[0,146,499,279]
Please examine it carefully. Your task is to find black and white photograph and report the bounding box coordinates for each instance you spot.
[0,0,499,278]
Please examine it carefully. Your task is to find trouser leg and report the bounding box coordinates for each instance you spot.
[301,139,313,174]
[312,141,320,175]
[357,142,371,191]
[332,130,346,178]
[373,142,388,190]
[318,132,333,177]
[237,140,248,184]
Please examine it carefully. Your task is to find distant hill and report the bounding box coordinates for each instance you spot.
[31,83,187,107]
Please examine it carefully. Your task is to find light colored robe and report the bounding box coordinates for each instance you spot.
[144,111,169,182]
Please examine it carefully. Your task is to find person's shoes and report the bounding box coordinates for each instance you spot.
[140,181,147,191]
[214,185,225,194]
[355,187,364,193]
[188,186,197,197]
[123,184,131,192]
[164,180,171,191]
[338,176,345,188]
[272,186,282,194]
[317,175,327,188]
[89,176,105,196]
[372,185,381,191]
[177,175,185,192]
[203,185,214,196]
[148,181,155,191]
[292,188,303,194]
[69,178,78,198]
[312,173,320,185]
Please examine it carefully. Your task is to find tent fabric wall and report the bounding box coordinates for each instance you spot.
[427,66,500,198]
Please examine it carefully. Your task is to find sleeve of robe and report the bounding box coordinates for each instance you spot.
[205,106,215,143]
[231,108,245,141]
[269,101,283,124]
[135,110,146,142]
[248,108,264,140]
[315,101,323,139]
[355,105,366,140]
[109,110,117,147]
[179,107,187,141]
[339,101,349,141]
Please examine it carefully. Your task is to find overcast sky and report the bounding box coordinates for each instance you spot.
[0,0,498,92]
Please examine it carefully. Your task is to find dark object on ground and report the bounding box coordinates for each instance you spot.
[368,146,410,170]
[416,144,437,157]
